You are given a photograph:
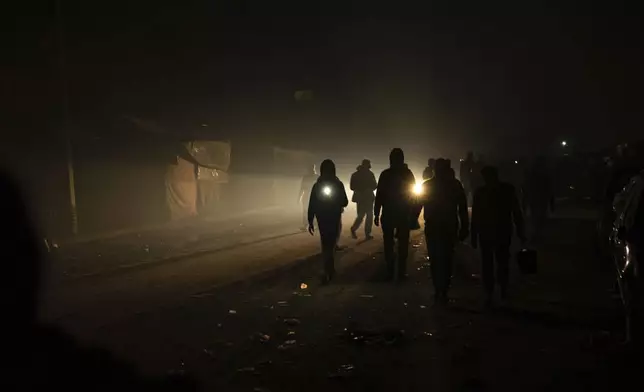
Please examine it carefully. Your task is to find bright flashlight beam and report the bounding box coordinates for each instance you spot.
[561,140,567,147]
[322,186,332,196]
[413,182,423,196]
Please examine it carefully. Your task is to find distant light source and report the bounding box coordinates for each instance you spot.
[561,140,567,147]
[514,160,519,164]
[412,182,424,196]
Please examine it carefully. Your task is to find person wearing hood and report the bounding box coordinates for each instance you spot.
[374,148,417,282]
[308,159,349,284]
[422,158,436,180]
[418,158,469,304]
[350,159,378,240]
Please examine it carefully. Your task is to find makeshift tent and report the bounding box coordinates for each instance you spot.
[165,140,232,219]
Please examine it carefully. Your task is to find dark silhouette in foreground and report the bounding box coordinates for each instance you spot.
[350,159,378,240]
[471,166,526,307]
[0,170,196,391]
[417,158,469,303]
[307,159,349,284]
[374,148,416,282]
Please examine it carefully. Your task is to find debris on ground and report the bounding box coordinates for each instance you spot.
[237,367,255,373]
[251,333,271,343]
[300,283,308,289]
[283,318,301,326]
[360,294,375,299]
[340,327,405,346]
[419,305,427,309]
[328,364,355,379]
[277,301,289,307]
[228,310,237,315]
[287,331,296,336]
[277,340,297,350]
[412,243,421,248]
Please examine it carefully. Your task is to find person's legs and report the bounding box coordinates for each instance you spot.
[495,241,511,298]
[480,240,496,301]
[396,223,410,280]
[351,203,366,238]
[382,221,395,279]
[365,204,374,237]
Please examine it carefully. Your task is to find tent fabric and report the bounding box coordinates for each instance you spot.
[189,141,231,172]
[165,155,198,220]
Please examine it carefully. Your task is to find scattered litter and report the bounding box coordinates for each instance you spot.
[328,364,355,379]
[419,305,427,309]
[278,340,297,350]
[283,318,301,326]
[256,360,273,367]
[277,301,289,307]
[237,367,256,373]
[52,242,59,249]
[228,310,237,315]
[403,302,408,307]
[470,273,480,279]
[360,294,374,299]
[293,291,312,297]
[287,331,296,336]
[252,333,271,343]
[300,283,308,289]
[340,327,405,346]
[423,331,434,337]
[412,243,421,248]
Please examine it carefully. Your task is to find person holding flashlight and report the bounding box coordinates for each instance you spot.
[307,159,349,284]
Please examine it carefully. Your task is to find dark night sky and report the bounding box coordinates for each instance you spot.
[4,1,642,161]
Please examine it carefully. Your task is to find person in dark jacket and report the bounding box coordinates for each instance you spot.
[308,159,349,284]
[298,164,318,230]
[374,148,416,282]
[419,158,469,303]
[471,166,526,306]
[350,159,378,239]
[422,158,436,180]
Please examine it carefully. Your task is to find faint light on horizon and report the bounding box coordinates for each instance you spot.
[561,140,567,147]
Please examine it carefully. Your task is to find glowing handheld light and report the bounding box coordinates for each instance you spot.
[322,186,332,197]
[412,182,424,196]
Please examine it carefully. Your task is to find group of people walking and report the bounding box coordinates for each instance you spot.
[301,148,527,307]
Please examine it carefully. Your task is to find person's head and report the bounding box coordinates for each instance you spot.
[434,158,450,178]
[428,158,436,168]
[360,159,371,170]
[389,148,405,167]
[308,164,317,175]
[481,166,499,185]
[319,159,336,178]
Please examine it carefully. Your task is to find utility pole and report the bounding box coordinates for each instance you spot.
[55,0,78,235]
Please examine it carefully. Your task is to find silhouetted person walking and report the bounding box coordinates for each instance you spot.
[374,148,416,282]
[350,159,377,240]
[471,166,526,307]
[308,159,349,284]
[298,164,318,230]
[418,159,469,304]
[460,151,475,203]
[423,158,436,180]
